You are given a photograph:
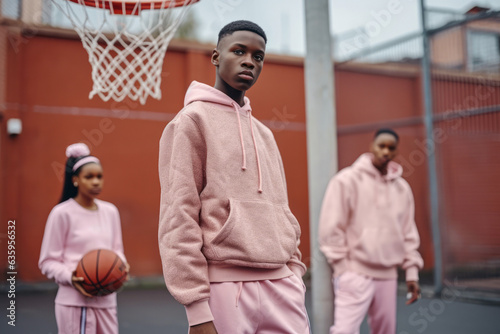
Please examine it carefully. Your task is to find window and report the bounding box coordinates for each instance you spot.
[1,0,21,20]
[467,29,500,72]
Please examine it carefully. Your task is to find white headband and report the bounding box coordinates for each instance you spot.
[72,156,100,172]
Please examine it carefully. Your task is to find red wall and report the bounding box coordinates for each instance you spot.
[0,28,310,281]
[432,74,500,270]
[4,26,487,282]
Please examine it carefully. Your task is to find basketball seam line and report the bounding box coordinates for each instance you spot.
[80,257,101,294]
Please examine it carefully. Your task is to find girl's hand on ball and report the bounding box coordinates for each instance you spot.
[72,271,93,297]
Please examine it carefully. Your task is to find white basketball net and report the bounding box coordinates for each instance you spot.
[52,0,196,104]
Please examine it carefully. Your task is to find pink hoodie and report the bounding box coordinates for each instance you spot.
[158,81,306,326]
[319,153,424,282]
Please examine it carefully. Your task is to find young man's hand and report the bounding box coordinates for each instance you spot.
[124,262,131,281]
[189,321,218,334]
[406,280,421,305]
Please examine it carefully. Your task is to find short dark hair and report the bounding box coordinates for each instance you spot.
[374,128,399,142]
[217,20,267,45]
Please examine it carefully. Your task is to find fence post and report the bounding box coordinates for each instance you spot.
[304,0,337,332]
[420,0,443,295]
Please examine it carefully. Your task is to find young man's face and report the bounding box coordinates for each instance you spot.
[370,133,398,171]
[212,30,266,92]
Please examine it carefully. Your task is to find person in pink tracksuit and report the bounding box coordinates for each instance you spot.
[39,143,129,334]
[158,20,310,334]
[319,129,424,334]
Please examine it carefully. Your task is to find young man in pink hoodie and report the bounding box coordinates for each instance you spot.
[158,20,310,334]
[319,129,424,334]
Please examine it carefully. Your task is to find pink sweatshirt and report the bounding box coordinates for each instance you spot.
[158,81,306,326]
[319,153,424,282]
[38,198,126,308]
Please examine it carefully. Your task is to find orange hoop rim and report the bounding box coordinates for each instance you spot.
[67,0,200,15]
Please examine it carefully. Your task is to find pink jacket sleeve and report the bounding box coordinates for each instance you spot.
[400,185,424,281]
[110,205,127,264]
[158,113,213,326]
[38,209,73,286]
[318,176,351,274]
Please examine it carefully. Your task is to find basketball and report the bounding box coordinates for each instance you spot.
[75,249,127,296]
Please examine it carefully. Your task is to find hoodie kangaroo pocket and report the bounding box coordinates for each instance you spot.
[208,199,299,267]
[354,227,405,267]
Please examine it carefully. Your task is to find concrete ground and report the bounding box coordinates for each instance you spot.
[1,281,500,334]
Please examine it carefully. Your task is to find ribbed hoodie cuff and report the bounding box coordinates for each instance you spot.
[405,266,419,282]
[185,299,214,327]
[289,263,306,279]
[59,269,74,286]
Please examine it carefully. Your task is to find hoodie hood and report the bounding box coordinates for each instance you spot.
[184,81,262,193]
[184,81,252,113]
[353,153,403,181]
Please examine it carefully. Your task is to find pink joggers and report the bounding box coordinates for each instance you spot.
[55,304,118,334]
[208,275,310,334]
[331,271,397,334]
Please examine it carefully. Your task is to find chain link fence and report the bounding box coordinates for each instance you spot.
[334,7,500,300]
[430,10,500,298]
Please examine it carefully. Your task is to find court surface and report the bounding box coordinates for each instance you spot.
[1,282,500,334]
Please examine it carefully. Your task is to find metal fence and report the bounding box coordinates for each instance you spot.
[429,11,500,299]
[334,8,500,301]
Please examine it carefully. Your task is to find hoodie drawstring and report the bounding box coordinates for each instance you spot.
[233,103,263,193]
[235,281,243,307]
[249,115,263,193]
[234,104,247,170]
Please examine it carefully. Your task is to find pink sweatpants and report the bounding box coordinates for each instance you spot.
[208,275,310,334]
[55,304,118,334]
[331,271,397,334]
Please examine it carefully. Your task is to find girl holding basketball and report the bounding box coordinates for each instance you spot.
[39,143,129,334]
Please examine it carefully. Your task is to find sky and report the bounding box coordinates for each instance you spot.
[3,0,499,58]
[188,0,500,57]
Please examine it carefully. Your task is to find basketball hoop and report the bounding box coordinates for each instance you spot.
[52,0,199,104]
